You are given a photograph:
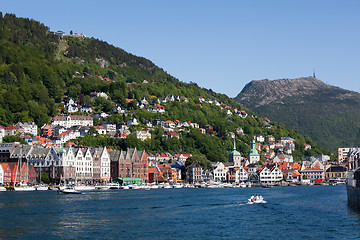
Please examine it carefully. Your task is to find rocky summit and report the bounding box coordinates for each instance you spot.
[234,77,360,151]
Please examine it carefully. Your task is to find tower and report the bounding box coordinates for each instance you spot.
[229,138,241,166]
[313,68,316,78]
[248,139,260,164]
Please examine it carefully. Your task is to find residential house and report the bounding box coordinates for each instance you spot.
[5,125,17,136]
[133,130,151,141]
[127,118,139,126]
[15,122,38,136]
[65,99,78,113]
[113,105,126,114]
[164,120,176,128]
[94,126,107,135]
[80,105,93,113]
[102,121,117,133]
[41,124,53,137]
[255,134,265,143]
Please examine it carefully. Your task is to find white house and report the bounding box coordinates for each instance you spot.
[255,134,265,143]
[127,118,139,126]
[133,130,151,141]
[258,165,283,185]
[235,166,249,183]
[80,105,93,113]
[213,162,228,182]
[65,99,78,113]
[113,106,126,114]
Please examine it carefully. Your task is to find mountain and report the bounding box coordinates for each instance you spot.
[0,12,332,161]
[234,77,360,151]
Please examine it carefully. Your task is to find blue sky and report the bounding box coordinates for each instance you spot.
[2,0,360,97]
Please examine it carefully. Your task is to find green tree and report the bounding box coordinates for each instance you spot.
[40,172,50,184]
[185,155,211,170]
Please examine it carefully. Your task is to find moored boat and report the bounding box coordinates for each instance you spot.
[346,149,360,209]
[0,186,7,191]
[14,185,36,191]
[95,184,111,190]
[74,185,95,191]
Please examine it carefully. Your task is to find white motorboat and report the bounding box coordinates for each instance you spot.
[58,187,81,194]
[36,185,49,191]
[74,185,95,191]
[108,183,121,189]
[240,183,247,188]
[173,184,183,189]
[14,185,36,191]
[121,185,130,189]
[0,186,7,191]
[95,185,111,190]
[247,196,267,204]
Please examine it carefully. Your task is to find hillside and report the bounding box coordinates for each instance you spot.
[0,12,332,161]
[234,77,360,151]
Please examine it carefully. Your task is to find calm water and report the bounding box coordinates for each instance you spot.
[0,185,359,239]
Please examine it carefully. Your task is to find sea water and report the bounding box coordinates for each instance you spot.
[0,185,359,239]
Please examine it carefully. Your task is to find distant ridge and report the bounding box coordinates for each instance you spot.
[234,77,360,151]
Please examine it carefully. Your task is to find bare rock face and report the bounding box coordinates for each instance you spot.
[235,77,356,108]
[234,77,360,151]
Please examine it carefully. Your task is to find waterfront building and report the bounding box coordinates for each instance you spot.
[26,146,61,183]
[235,166,249,183]
[56,146,75,183]
[325,166,347,181]
[148,166,160,183]
[187,162,203,183]
[301,168,324,182]
[73,148,93,182]
[98,147,110,182]
[257,165,283,185]
[138,150,149,183]
[213,162,228,182]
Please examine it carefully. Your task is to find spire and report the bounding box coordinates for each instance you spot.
[233,138,236,151]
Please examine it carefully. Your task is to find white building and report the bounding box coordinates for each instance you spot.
[98,147,110,182]
[65,99,78,113]
[235,166,249,183]
[52,115,93,128]
[133,130,151,141]
[15,122,38,136]
[213,162,228,182]
[258,165,283,185]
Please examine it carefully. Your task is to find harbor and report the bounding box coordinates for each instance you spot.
[0,185,357,239]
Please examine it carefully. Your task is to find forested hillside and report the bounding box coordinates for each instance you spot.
[0,12,332,161]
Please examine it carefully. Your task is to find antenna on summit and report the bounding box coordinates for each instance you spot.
[313,68,316,78]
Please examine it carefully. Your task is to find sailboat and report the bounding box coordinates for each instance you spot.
[14,146,35,191]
